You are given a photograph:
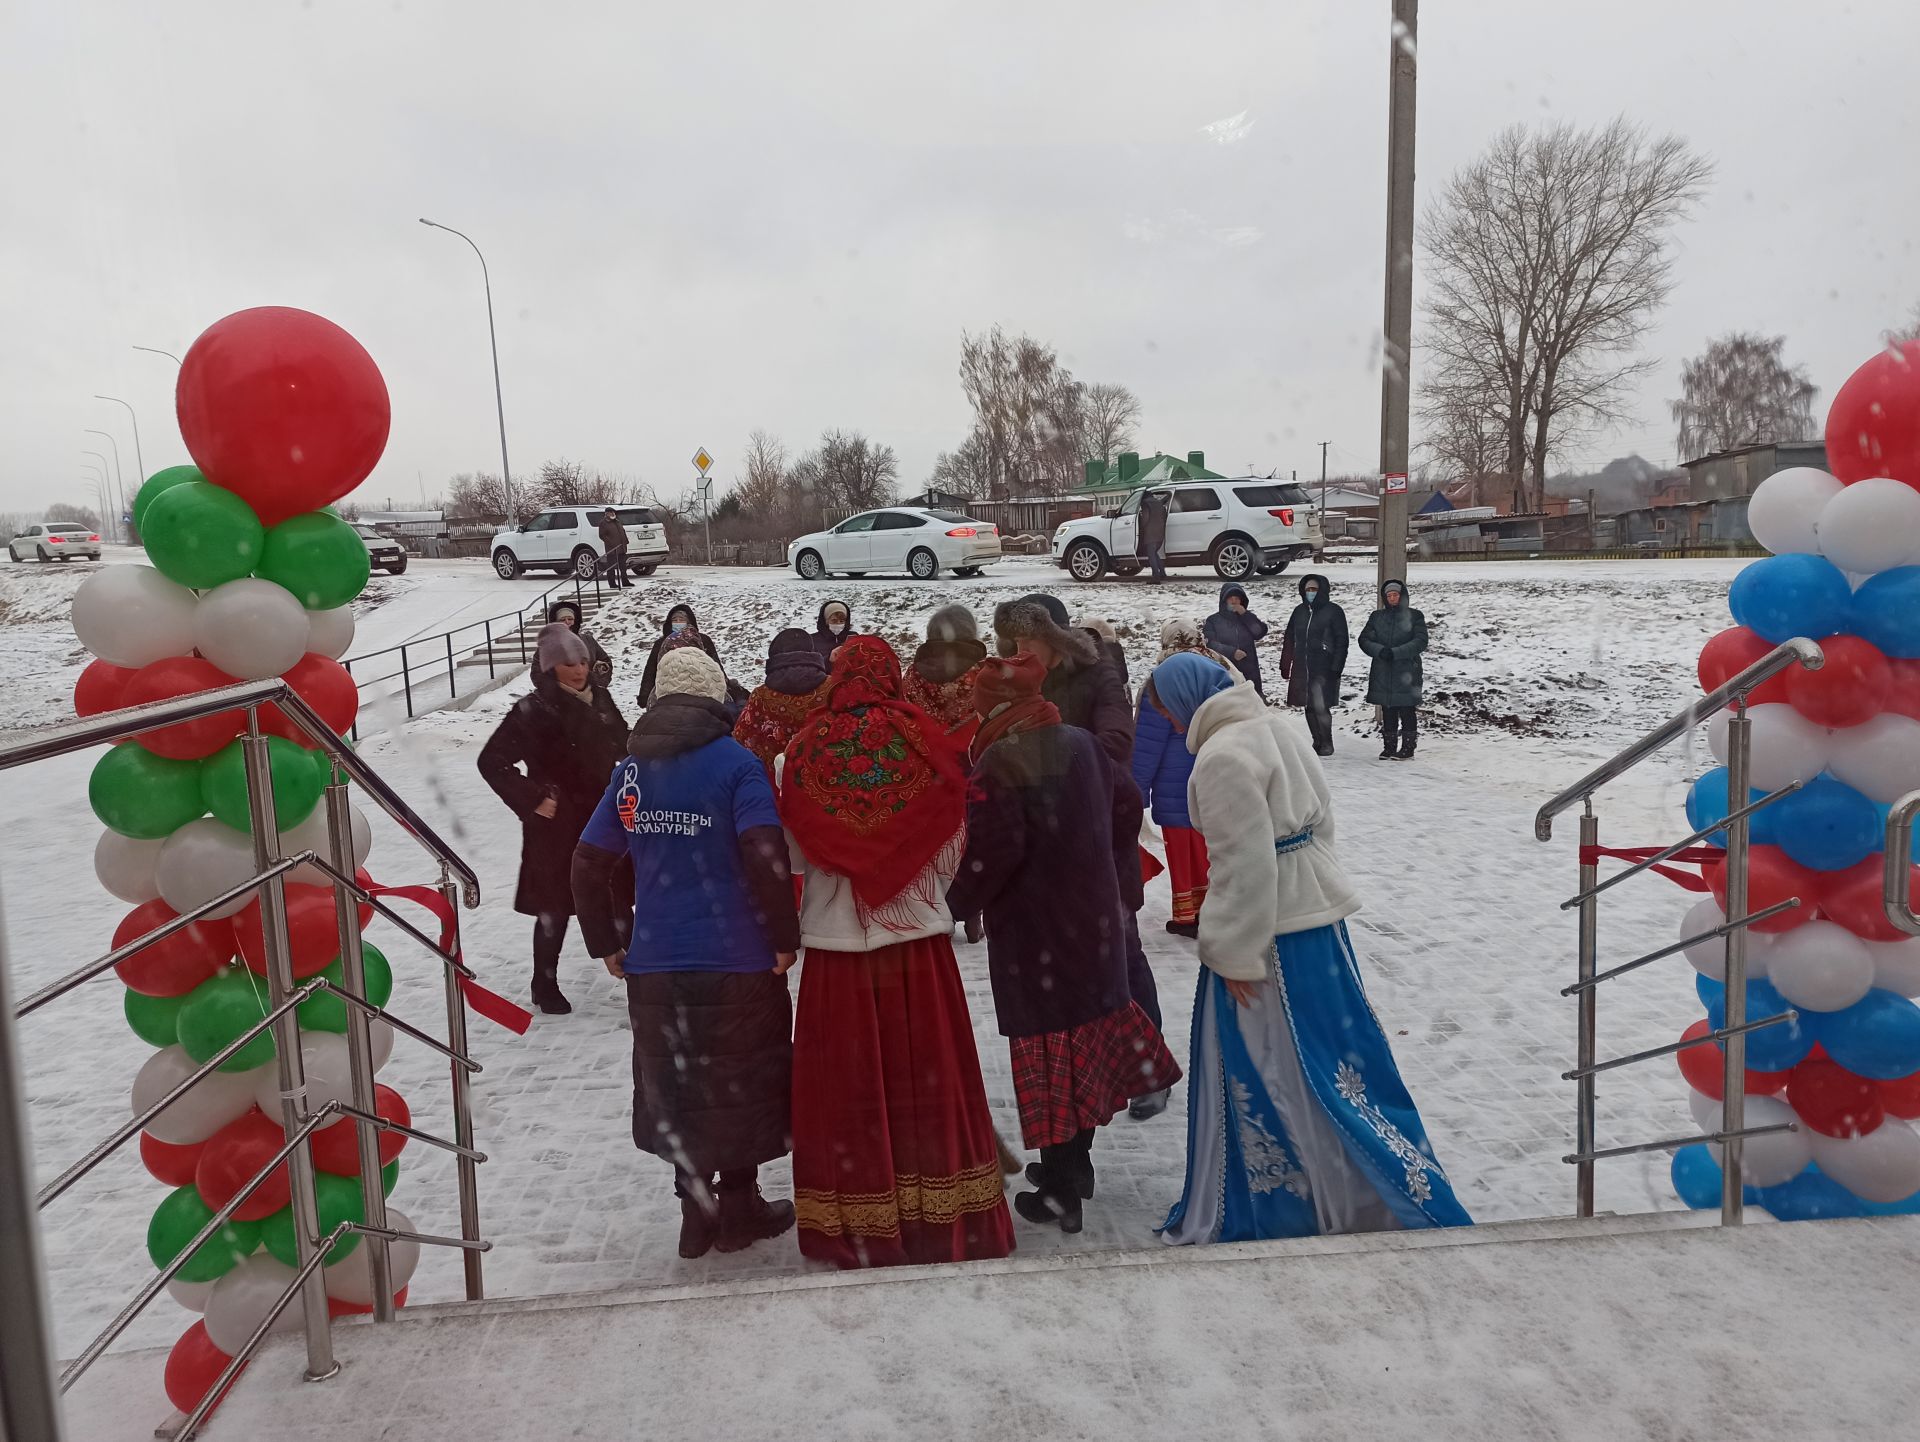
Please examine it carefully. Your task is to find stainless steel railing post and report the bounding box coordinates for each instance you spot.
[325,779,394,1323]
[240,718,339,1380]
[1887,793,1920,938]
[1720,699,1753,1226]
[439,864,485,1300]
[1575,803,1599,1219]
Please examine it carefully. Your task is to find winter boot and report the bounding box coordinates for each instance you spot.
[678,1194,717,1259]
[1024,1159,1095,1200]
[1164,918,1199,939]
[1128,1087,1172,1121]
[530,957,571,1015]
[1012,1182,1083,1233]
[713,1179,796,1253]
[1377,746,1395,760]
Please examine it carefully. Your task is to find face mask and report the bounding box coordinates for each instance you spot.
[829,620,846,635]
[671,620,688,634]
[1304,589,1319,601]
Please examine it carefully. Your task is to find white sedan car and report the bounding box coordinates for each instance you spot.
[788,507,1001,581]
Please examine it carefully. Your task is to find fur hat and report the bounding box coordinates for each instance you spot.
[653,646,728,704]
[992,597,1098,665]
[926,604,979,646]
[534,622,589,673]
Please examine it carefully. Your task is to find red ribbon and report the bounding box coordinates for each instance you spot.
[1578,844,1723,895]
[366,883,534,1035]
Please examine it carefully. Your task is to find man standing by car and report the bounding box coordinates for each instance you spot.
[596,507,631,589]
[1137,489,1169,584]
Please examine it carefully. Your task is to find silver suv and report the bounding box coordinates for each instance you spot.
[1052,480,1320,581]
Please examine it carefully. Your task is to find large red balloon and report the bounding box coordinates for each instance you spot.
[1698,627,1790,704]
[310,1084,411,1176]
[195,1108,293,1221]
[1886,658,1920,722]
[141,1131,208,1188]
[176,307,391,526]
[1785,634,1891,729]
[113,899,238,996]
[1704,846,1821,934]
[1819,856,1920,943]
[1881,1070,1920,1119]
[75,658,137,719]
[1825,339,1920,488]
[1787,1056,1885,1138]
[234,882,368,979]
[123,656,246,761]
[262,653,358,745]
[1676,1017,1790,1100]
[164,1320,244,1417]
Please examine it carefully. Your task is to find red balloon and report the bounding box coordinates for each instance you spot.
[1676,1017,1789,1100]
[1819,856,1920,943]
[1787,1056,1886,1138]
[164,1320,244,1417]
[195,1109,293,1221]
[234,883,353,979]
[176,307,391,526]
[1887,658,1920,723]
[113,899,237,996]
[1704,846,1821,934]
[75,658,137,719]
[310,1084,411,1176]
[1698,627,1791,705]
[1785,634,1891,729]
[1825,339,1920,488]
[1881,1070,1920,1119]
[141,1131,208,1187]
[262,653,358,745]
[122,656,246,761]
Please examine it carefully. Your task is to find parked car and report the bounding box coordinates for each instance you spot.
[1051,480,1319,581]
[491,505,669,580]
[353,523,409,575]
[8,523,101,563]
[787,508,1002,581]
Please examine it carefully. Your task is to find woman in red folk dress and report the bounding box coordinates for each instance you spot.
[778,636,1014,1268]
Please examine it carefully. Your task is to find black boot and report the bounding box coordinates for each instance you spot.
[531,917,572,1014]
[713,1172,795,1253]
[1128,1087,1172,1121]
[1164,918,1199,939]
[1014,1135,1089,1231]
[678,1195,717,1259]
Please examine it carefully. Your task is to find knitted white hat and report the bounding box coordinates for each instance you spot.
[653,646,728,704]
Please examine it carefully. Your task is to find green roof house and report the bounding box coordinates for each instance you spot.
[1081,450,1225,494]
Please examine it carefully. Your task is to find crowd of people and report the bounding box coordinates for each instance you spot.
[479,575,1463,1264]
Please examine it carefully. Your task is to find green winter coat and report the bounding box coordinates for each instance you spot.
[1357,579,1428,708]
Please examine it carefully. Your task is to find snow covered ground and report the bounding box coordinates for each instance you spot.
[1,550,1746,1426]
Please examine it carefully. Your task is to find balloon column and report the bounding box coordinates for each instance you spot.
[1674,340,1920,1219]
[73,308,421,1413]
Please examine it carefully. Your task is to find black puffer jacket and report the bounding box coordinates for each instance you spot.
[1203,582,1270,693]
[1277,573,1349,708]
[637,604,724,708]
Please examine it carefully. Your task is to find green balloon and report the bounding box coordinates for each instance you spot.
[124,988,190,1048]
[90,746,206,839]
[381,1159,399,1197]
[258,513,371,612]
[176,968,276,1072]
[201,736,324,832]
[140,481,265,590]
[297,944,391,1033]
[133,465,206,534]
[147,1185,263,1283]
[261,1172,363,1266]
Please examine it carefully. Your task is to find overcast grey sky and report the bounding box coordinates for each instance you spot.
[3,0,1916,518]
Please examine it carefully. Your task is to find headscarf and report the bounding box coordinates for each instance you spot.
[967,652,1061,764]
[1150,652,1236,727]
[779,636,966,909]
[1157,617,1233,669]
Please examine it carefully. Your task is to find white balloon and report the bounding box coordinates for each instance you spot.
[1865,937,1920,998]
[252,1033,357,1116]
[322,1207,420,1307]
[204,1254,305,1356]
[192,579,311,682]
[1809,1118,1920,1203]
[133,1046,259,1145]
[155,817,259,921]
[282,803,373,888]
[1707,703,1830,792]
[1815,477,1920,576]
[304,606,356,662]
[1748,467,1843,557]
[369,1020,395,1073]
[1764,920,1876,1013]
[1699,1095,1812,1187]
[94,830,166,904]
[71,565,199,668]
[1680,898,1774,982]
[167,1277,217,1314]
[1827,714,1920,806]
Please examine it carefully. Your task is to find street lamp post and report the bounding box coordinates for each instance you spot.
[94,395,147,506]
[419,218,515,524]
[82,428,125,542]
[81,449,115,532]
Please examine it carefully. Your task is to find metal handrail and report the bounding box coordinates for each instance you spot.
[343,567,602,675]
[298,852,475,979]
[1535,637,1826,841]
[1888,792,1920,938]
[1561,897,1803,995]
[1557,782,1802,911]
[1562,1009,1797,1082]
[1567,1123,1797,1166]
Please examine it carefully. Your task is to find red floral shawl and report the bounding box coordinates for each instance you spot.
[779,636,967,910]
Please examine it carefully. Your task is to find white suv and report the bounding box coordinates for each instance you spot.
[1052,480,1320,581]
[491,504,670,580]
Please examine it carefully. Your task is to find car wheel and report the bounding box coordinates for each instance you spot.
[1256,559,1288,576]
[631,564,656,577]
[952,566,982,578]
[386,557,408,574]
[906,549,939,581]
[493,549,522,579]
[571,547,599,580]
[36,545,52,563]
[1064,540,1108,581]
[1211,536,1257,581]
[1113,562,1142,578]
[795,550,824,580]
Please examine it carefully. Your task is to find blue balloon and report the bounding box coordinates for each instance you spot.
[1697,974,1725,1012]
[1685,768,1775,847]
[1701,976,1819,1070]
[1819,988,1920,1079]
[1752,1164,1868,1221]
[1849,566,1920,659]
[1856,1188,1920,1216]
[1671,1144,1723,1210]
[1728,554,1853,644]
[1772,775,1882,872]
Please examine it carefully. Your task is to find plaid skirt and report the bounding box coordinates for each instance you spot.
[1008,1001,1181,1149]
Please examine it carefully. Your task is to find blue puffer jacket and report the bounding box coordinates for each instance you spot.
[1129,692,1194,828]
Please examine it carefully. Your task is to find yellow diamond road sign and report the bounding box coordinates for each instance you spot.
[692,447,713,476]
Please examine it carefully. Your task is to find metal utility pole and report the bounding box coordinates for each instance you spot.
[1376,0,1417,591]
[94,395,146,510]
[82,429,125,541]
[1319,440,1331,513]
[420,219,515,524]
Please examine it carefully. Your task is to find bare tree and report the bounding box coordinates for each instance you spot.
[955,327,1136,497]
[1079,381,1141,464]
[1670,333,1818,459]
[445,472,536,523]
[45,501,102,530]
[808,429,899,511]
[927,431,995,498]
[1421,117,1711,511]
[732,429,788,517]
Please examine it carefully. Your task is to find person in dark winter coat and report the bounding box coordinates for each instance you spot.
[901,604,988,729]
[596,507,631,588]
[478,623,632,1014]
[1073,614,1133,707]
[1204,582,1270,698]
[1358,578,1429,760]
[636,603,724,709]
[946,654,1180,1234]
[810,599,856,666]
[546,599,613,687]
[1278,573,1349,757]
[1137,488,1170,583]
[571,645,802,1260]
[732,629,831,773]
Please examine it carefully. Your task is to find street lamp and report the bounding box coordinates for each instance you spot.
[133,345,182,366]
[419,217,515,523]
[94,395,147,501]
[82,428,125,541]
